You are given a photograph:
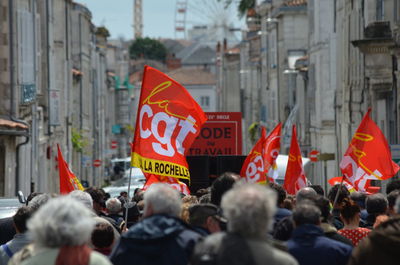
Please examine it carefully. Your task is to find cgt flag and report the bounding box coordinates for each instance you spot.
[240,128,267,184]
[263,123,282,183]
[283,125,307,195]
[340,109,399,191]
[142,174,190,195]
[131,66,207,182]
[57,144,84,194]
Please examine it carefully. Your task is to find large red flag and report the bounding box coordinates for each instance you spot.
[57,144,84,194]
[283,125,307,195]
[131,66,207,182]
[340,109,399,191]
[142,174,190,195]
[263,123,282,183]
[240,130,267,184]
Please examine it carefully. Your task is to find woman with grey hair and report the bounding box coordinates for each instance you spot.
[192,183,298,265]
[8,197,112,265]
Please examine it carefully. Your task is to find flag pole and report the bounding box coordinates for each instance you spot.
[332,177,344,212]
[124,165,133,230]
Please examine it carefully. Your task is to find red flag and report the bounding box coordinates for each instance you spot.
[339,109,399,191]
[131,66,207,182]
[283,125,307,195]
[263,123,282,183]
[328,177,357,193]
[143,174,190,195]
[240,130,267,184]
[57,144,84,194]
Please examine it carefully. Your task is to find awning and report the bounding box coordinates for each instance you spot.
[0,119,29,136]
[72,69,83,76]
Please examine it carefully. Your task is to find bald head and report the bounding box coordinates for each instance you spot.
[296,187,317,203]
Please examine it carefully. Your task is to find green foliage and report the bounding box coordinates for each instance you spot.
[248,122,259,144]
[129,37,167,62]
[218,0,255,17]
[71,128,88,153]
[96,26,110,38]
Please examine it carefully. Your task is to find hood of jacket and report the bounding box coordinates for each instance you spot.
[368,217,400,255]
[291,224,324,247]
[123,214,189,241]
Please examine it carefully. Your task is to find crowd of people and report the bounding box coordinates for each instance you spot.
[1,172,400,265]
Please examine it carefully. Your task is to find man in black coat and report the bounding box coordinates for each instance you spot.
[110,184,201,265]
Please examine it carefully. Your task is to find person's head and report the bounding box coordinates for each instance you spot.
[105,198,122,214]
[26,192,43,206]
[395,196,400,214]
[122,201,141,228]
[340,198,360,225]
[386,180,400,194]
[181,196,198,223]
[195,188,209,199]
[350,191,367,209]
[27,193,51,211]
[91,222,114,249]
[221,183,276,239]
[315,195,331,223]
[189,203,224,233]
[120,191,128,198]
[387,190,400,216]
[293,203,321,227]
[133,189,145,203]
[309,185,325,196]
[68,190,94,210]
[85,187,105,215]
[328,184,350,207]
[296,187,318,204]
[28,197,95,247]
[143,184,181,218]
[13,206,33,233]
[269,183,286,207]
[366,193,388,215]
[199,193,211,204]
[211,172,240,206]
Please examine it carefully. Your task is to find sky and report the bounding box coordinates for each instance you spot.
[77,0,243,40]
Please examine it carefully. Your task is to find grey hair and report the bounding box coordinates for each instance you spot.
[106,198,121,214]
[296,187,318,203]
[144,183,181,217]
[28,196,95,247]
[395,196,400,214]
[28,194,51,211]
[221,183,277,239]
[68,190,93,209]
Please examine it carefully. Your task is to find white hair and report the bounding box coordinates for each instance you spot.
[68,190,93,209]
[221,183,277,239]
[106,198,122,214]
[144,183,181,217]
[28,194,51,211]
[28,196,95,247]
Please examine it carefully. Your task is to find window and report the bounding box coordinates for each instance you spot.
[200,96,210,108]
[376,0,384,21]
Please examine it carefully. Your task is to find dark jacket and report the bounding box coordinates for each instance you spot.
[110,214,201,265]
[0,218,16,245]
[287,224,352,265]
[274,208,292,229]
[348,217,400,265]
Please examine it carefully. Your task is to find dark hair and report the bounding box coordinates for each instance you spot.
[366,193,388,215]
[195,188,209,199]
[386,180,400,194]
[309,185,325,196]
[13,206,33,233]
[91,222,114,248]
[340,198,360,223]
[269,183,286,206]
[85,187,105,205]
[387,190,400,208]
[133,189,145,203]
[211,172,239,206]
[350,191,367,209]
[328,184,350,205]
[189,204,220,227]
[293,203,321,226]
[315,195,331,222]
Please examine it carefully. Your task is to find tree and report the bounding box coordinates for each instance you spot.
[129,38,167,62]
[219,0,255,17]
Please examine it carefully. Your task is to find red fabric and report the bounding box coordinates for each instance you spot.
[338,227,371,246]
[57,144,83,194]
[143,173,190,195]
[283,125,306,195]
[263,123,282,183]
[131,66,207,182]
[55,245,91,265]
[240,129,267,184]
[339,109,399,191]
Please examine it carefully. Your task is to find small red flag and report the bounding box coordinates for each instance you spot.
[131,66,207,182]
[240,129,267,184]
[57,144,84,194]
[283,125,307,195]
[340,109,399,191]
[263,123,282,183]
[143,174,190,195]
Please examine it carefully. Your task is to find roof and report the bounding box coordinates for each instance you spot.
[284,0,307,7]
[0,119,28,130]
[0,118,29,136]
[166,67,216,86]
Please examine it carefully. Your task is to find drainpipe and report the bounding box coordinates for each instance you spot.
[46,0,52,136]
[9,0,30,195]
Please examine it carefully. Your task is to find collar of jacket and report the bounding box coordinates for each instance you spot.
[292,224,324,239]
